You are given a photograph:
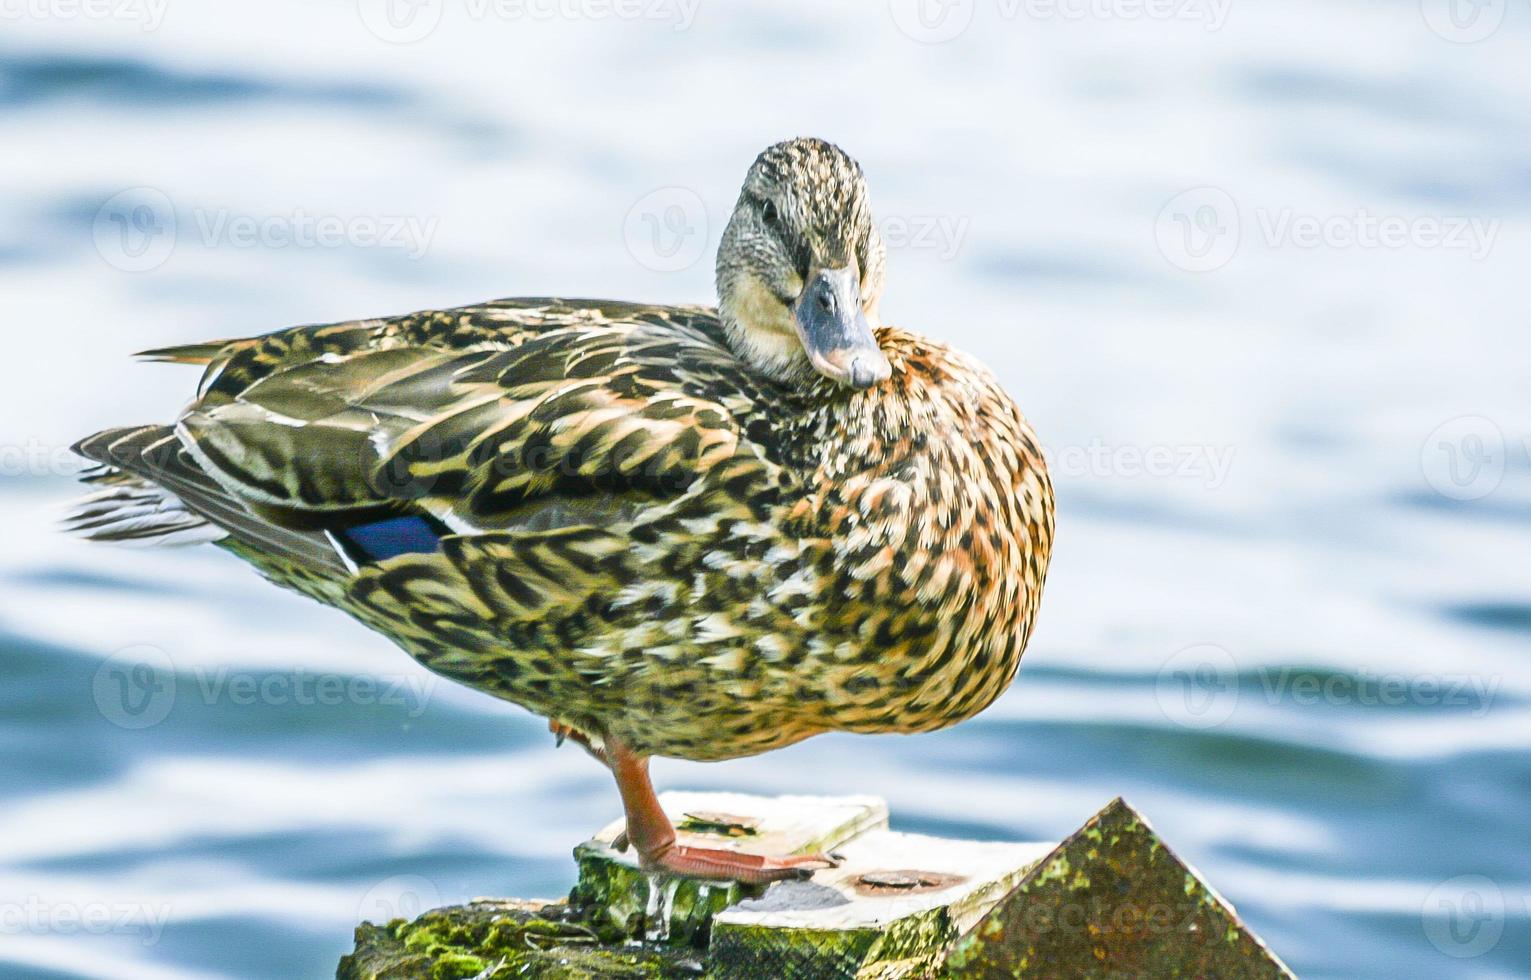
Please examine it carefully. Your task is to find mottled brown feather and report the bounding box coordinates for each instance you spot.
[78,293,1052,761]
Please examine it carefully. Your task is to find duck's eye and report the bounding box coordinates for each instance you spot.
[760,199,780,227]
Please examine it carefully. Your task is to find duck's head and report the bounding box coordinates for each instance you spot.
[716,137,891,392]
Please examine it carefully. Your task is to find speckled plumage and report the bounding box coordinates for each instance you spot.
[71,142,1054,770]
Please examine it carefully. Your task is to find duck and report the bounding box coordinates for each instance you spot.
[68,138,1055,884]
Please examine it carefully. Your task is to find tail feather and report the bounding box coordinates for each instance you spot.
[62,469,225,546]
[69,425,350,576]
[134,341,230,365]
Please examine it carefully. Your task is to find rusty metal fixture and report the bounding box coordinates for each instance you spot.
[852,869,967,895]
[676,812,762,837]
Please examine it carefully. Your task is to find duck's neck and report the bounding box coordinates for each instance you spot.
[717,293,819,389]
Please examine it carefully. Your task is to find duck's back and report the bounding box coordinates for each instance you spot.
[175,297,733,407]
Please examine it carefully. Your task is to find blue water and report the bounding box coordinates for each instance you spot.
[3,4,1530,977]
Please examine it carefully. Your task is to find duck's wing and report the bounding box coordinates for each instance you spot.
[75,300,776,632]
[174,315,768,531]
[117,303,788,627]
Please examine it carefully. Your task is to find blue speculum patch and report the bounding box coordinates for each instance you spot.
[332,514,444,562]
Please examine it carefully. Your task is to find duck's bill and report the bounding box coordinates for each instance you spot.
[794,267,892,390]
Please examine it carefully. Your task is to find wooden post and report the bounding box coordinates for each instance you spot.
[337,795,1294,979]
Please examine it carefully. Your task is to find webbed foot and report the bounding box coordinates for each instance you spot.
[639,844,838,884]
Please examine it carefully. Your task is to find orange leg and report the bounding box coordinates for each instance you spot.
[604,736,838,885]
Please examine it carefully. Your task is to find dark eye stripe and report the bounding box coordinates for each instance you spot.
[792,240,812,281]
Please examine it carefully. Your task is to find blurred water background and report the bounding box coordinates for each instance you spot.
[3,2,1530,977]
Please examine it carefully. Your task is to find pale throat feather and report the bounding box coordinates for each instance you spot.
[719,271,808,383]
